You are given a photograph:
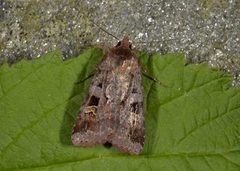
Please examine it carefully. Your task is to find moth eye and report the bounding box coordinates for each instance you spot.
[129,44,132,49]
[116,41,121,47]
[88,96,100,106]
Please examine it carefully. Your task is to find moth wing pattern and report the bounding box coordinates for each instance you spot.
[72,36,144,154]
[71,70,109,145]
[111,61,144,154]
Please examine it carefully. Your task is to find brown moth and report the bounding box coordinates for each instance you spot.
[71,36,144,154]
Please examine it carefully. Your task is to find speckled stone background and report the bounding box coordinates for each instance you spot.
[0,0,239,85]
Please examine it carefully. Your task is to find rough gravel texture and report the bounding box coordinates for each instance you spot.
[0,0,239,85]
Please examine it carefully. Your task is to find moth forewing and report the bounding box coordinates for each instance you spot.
[72,36,144,154]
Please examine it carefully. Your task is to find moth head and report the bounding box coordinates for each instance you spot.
[115,36,132,50]
[112,36,134,60]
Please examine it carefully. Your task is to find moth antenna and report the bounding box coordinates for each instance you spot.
[142,71,168,88]
[91,20,119,40]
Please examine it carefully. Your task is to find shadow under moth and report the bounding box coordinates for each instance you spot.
[72,36,144,154]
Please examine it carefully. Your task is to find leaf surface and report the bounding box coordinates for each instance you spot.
[0,49,239,171]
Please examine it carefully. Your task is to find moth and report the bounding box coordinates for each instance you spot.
[71,36,144,154]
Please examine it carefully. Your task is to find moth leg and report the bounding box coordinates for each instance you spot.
[142,71,168,87]
[75,73,95,84]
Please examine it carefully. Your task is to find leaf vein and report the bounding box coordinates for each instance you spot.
[175,106,240,146]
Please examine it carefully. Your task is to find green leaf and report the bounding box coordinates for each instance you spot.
[0,48,240,171]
